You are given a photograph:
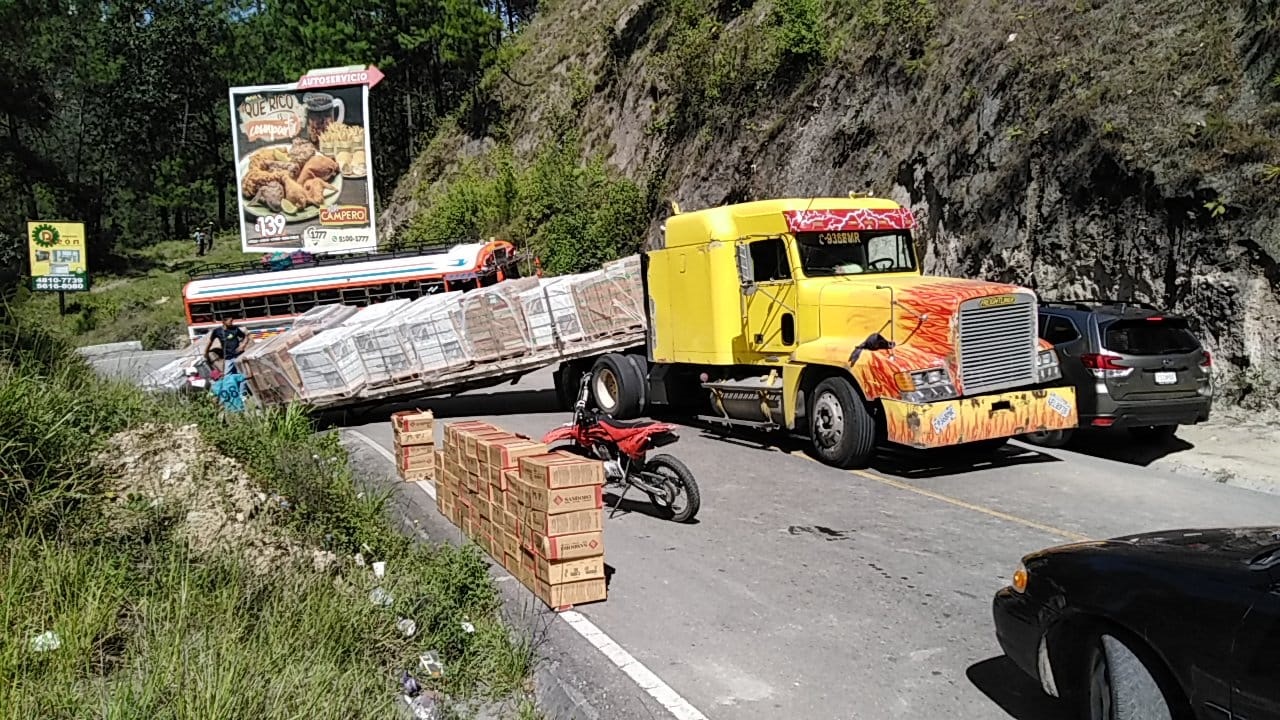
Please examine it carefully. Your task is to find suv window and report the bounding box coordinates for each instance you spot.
[1040,316,1081,345]
[1103,318,1201,356]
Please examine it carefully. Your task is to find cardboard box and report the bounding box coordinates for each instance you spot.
[503,470,521,495]
[399,466,434,482]
[520,481,604,515]
[530,530,604,561]
[396,444,436,471]
[502,532,520,559]
[519,452,605,489]
[535,555,606,585]
[503,552,519,572]
[537,578,607,608]
[488,438,549,473]
[465,429,511,460]
[446,422,495,455]
[395,429,435,446]
[391,409,435,433]
[524,507,603,537]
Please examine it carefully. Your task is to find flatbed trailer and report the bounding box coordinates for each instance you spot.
[296,330,646,413]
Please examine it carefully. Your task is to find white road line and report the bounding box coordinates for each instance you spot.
[346,427,711,720]
[348,430,437,500]
[559,610,710,720]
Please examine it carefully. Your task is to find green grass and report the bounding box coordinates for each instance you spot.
[12,236,247,350]
[0,320,540,719]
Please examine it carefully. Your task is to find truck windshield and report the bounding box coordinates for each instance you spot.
[794,230,916,277]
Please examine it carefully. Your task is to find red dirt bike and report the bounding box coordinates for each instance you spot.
[543,373,701,523]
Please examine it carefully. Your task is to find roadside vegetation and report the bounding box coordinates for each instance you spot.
[0,318,539,719]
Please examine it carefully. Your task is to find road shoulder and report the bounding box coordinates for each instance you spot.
[341,431,673,720]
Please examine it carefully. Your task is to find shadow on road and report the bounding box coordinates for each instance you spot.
[967,656,1072,720]
[317,388,562,429]
[676,415,1063,478]
[1036,428,1195,468]
[872,443,1060,480]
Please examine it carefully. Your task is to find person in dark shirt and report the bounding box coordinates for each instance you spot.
[205,318,250,374]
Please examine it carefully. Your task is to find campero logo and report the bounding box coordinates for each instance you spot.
[978,295,1016,308]
[31,223,60,248]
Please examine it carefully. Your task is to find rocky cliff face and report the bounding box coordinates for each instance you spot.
[383,0,1280,405]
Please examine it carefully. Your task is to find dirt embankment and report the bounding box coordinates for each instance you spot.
[98,423,337,574]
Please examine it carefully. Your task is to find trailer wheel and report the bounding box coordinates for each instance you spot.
[808,376,876,469]
[554,362,585,411]
[590,354,644,419]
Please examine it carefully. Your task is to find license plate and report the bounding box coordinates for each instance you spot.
[1155,371,1177,385]
[1046,393,1072,418]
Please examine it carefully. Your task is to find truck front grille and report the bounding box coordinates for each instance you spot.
[956,296,1038,395]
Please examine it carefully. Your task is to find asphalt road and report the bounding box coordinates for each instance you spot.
[334,367,1280,720]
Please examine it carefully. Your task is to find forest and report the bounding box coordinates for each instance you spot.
[0,0,536,281]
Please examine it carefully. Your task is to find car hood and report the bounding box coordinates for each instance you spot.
[1035,527,1280,569]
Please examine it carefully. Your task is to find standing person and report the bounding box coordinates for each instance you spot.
[204,317,250,375]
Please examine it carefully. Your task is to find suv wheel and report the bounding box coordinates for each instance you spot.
[1023,429,1073,448]
[1129,425,1177,443]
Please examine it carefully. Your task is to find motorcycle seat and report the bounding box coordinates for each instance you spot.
[598,416,652,429]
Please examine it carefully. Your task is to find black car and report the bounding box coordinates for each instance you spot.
[992,527,1280,719]
[1023,300,1213,448]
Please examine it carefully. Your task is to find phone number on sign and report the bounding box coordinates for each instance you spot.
[34,276,86,292]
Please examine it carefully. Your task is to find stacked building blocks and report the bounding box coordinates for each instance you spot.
[391,409,437,483]
[436,420,607,611]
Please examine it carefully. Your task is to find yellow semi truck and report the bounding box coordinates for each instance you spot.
[553,195,1079,469]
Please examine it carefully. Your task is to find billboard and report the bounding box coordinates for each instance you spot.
[229,66,384,254]
[28,221,89,292]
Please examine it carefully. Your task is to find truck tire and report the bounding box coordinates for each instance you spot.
[590,354,644,419]
[554,362,586,411]
[623,353,650,414]
[808,376,876,469]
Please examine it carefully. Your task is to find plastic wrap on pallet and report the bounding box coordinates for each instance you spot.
[138,340,207,392]
[519,277,586,350]
[288,323,369,399]
[395,292,472,375]
[570,268,645,338]
[351,312,419,387]
[293,304,359,330]
[453,279,538,363]
[340,298,411,327]
[238,327,316,404]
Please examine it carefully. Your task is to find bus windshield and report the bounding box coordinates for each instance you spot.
[794,230,916,277]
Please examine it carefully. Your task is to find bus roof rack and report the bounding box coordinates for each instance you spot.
[185,241,466,281]
[1040,298,1164,314]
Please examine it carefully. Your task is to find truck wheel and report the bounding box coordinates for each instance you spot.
[554,362,584,411]
[808,376,876,469]
[590,354,644,419]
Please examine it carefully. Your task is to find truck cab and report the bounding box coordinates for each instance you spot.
[579,195,1078,469]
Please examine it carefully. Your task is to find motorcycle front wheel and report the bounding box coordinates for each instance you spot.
[643,454,701,524]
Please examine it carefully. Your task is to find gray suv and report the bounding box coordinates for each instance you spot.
[1023,300,1212,447]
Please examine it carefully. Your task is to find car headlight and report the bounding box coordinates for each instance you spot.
[1036,350,1061,383]
[894,366,959,403]
[1012,562,1028,593]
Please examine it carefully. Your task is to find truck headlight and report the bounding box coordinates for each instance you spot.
[1037,350,1061,383]
[895,367,958,403]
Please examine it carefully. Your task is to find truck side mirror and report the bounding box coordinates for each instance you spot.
[736,244,756,296]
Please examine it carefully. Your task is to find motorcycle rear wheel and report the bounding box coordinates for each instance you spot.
[643,454,700,523]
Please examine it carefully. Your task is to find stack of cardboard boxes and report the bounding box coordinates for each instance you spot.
[391,409,437,482]
[433,419,608,609]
